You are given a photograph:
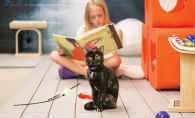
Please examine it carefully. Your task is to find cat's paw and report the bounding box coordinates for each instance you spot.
[96,107,102,112]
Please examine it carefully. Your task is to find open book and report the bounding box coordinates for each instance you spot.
[52,24,123,61]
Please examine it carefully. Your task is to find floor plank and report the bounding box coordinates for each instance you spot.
[21,63,60,117]
[76,113,102,118]
[120,57,134,66]
[0,55,52,117]
[182,113,195,118]
[129,57,141,66]
[132,79,183,118]
[101,96,129,118]
[0,68,33,89]
[119,79,154,118]
[160,90,180,101]
[49,113,75,118]
[49,79,78,113]
[0,113,21,118]
[21,113,48,118]
[0,54,43,68]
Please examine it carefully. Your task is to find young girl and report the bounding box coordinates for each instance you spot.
[50,0,121,79]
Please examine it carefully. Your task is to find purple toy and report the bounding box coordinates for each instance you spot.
[186,34,195,42]
[155,111,170,118]
[59,66,77,79]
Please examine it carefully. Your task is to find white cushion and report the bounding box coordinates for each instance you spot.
[116,64,145,79]
[116,18,143,56]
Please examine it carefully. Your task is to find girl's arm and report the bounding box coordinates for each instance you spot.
[76,25,85,38]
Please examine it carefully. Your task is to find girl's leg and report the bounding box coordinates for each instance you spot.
[50,51,87,76]
[104,55,121,71]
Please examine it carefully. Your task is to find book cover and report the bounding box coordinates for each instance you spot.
[53,24,123,61]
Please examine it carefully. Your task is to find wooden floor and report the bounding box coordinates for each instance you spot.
[0,54,195,118]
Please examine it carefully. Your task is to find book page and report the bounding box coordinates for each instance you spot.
[79,25,120,55]
[52,24,122,59]
[52,34,85,61]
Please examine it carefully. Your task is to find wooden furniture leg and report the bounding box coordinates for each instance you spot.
[168,37,195,112]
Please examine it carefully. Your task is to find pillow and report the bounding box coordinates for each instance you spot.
[116,18,143,56]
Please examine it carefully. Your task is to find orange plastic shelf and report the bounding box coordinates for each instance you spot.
[141,24,149,79]
[149,28,195,90]
[145,0,194,28]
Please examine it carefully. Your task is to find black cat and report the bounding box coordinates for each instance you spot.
[83,46,119,112]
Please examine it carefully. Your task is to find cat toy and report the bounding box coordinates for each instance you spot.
[182,38,195,47]
[173,35,184,45]
[184,42,195,47]
[182,38,193,43]
[78,93,92,100]
[155,111,170,118]
[14,83,81,106]
[186,34,195,42]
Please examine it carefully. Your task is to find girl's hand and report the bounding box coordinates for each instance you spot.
[57,46,65,56]
[112,51,118,56]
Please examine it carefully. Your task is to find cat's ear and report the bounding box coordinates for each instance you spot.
[99,46,104,54]
[83,47,89,56]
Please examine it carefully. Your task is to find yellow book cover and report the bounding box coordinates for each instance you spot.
[52,24,123,61]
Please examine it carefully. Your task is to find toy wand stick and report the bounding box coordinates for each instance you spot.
[14,83,80,106]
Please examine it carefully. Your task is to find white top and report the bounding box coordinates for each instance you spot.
[76,24,121,59]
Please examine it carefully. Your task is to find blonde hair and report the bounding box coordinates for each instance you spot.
[84,0,111,32]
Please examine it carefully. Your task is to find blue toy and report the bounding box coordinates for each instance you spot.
[192,39,195,44]
[155,111,170,118]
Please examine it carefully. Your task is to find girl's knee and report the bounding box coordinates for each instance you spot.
[111,56,121,70]
[114,55,121,66]
[50,51,58,62]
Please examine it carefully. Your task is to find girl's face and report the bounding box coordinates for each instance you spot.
[89,5,105,28]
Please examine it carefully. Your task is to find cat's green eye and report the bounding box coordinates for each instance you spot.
[88,57,93,60]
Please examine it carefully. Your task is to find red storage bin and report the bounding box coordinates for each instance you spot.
[145,0,194,28]
[148,27,195,90]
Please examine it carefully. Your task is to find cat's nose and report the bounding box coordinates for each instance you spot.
[94,62,99,65]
